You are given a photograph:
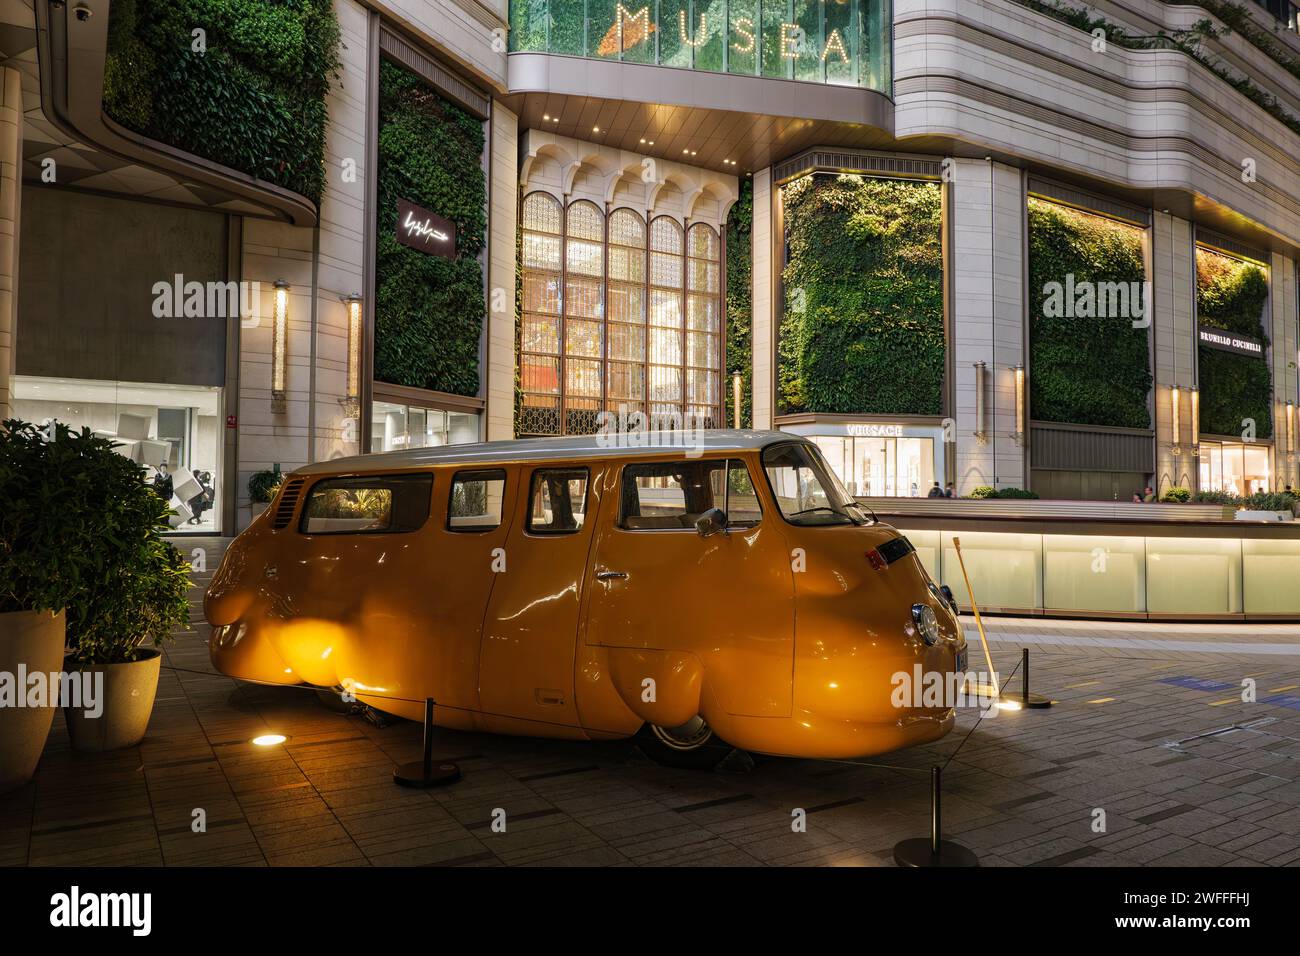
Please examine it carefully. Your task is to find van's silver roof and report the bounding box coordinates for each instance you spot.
[295,429,805,475]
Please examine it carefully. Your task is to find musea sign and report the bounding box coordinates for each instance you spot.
[396,198,455,259]
[1198,325,1265,359]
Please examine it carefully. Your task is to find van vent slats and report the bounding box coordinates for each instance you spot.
[272,477,306,530]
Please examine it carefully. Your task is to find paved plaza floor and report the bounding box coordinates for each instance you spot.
[3,538,1300,867]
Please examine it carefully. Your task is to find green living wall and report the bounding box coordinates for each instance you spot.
[374,61,486,397]
[725,180,753,428]
[779,175,944,416]
[1027,198,1151,429]
[104,0,338,205]
[1196,247,1272,439]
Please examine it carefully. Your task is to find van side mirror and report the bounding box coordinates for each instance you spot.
[695,507,728,537]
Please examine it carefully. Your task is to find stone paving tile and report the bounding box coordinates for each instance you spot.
[7,558,1300,867]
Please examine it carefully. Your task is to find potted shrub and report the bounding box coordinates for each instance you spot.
[1,421,81,790]
[59,430,191,752]
[1,421,187,782]
[246,465,283,526]
[1160,487,1191,504]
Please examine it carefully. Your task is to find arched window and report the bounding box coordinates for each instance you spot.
[519,192,563,435]
[516,195,724,437]
[606,209,647,418]
[563,200,605,434]
[648,216,684,423]
[686,223,721,428]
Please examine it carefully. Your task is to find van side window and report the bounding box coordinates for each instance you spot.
[620,459,761,530]
[300,474,432,534]
[448,469,506,531]
[527,468,589,534]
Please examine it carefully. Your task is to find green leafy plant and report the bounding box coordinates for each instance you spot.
[1196,247,1271,438]
[0,420,190,665]
[247,466,283,504]
[964,485,1040,499]
[1192,489,1240,505]
[375,60,485,396]
[1243,491,1295,512]
[725,179,754,428]
[1028,198,1151,429]
[1160,487,1192,503]
[779,175,944,415]
[103,0,339,205]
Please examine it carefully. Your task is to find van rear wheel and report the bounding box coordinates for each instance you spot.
[635,717,737,770]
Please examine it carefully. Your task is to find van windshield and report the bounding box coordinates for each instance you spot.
[762,442,869,527]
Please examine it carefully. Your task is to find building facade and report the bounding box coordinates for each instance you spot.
[2,0,1299,532]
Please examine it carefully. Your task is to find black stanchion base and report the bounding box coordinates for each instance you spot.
[999,691,1053,709]
[393,761,462,788]
[893,837,980,868]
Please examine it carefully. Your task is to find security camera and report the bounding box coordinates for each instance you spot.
[73,3,92,21]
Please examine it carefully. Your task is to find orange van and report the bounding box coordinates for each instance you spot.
[205,430,967,767]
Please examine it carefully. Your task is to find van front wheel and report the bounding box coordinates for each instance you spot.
[635,717,736,770]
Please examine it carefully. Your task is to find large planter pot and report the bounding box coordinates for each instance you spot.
[0,609,66,793]
[63,649,162,752]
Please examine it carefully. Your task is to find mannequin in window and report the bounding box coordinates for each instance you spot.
[152,463,174,503]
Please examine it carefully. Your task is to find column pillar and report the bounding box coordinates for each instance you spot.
[750,167,774,429]
[486,102,518,441]
[0,67,22,420]
[1270,251,1297,489]
[949,159,1025,494]
[1151,212,1197,494]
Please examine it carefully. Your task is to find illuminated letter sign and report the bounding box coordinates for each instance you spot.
[396,198,456,259]
[1198,325,1265,358]
[846,423,905,438]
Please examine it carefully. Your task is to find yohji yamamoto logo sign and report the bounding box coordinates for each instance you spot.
[50,886,152,936]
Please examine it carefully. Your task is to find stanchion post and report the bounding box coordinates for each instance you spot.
[1001,647,1052,709]
[393,697,462,788]
[893,764,978,867]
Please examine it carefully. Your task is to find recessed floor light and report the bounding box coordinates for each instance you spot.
[543,114,550,120]
[252,734,287,746]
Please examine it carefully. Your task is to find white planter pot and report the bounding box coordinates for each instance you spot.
[62,650,162,752]
[0,609,66,793]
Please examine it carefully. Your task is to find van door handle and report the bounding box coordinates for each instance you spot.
[596,570,628,581]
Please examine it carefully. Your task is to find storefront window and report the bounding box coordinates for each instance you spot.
[370,402,480,452]
[1198,441,1271,495]
[11,376,224,532]
[519,193,723,436]
[806,432,938,497]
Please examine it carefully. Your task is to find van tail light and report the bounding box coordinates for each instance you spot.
[866,548,886,571]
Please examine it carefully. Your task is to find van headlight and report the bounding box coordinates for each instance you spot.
[911,604,940,646]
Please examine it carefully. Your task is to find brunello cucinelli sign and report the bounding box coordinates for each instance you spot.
[395,198,455,259]
[1198,325,1266,359]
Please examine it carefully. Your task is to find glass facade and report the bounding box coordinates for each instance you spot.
[1198,441,1272,496]
[11,375,224,532]
[370,401,480,453]
[508,0,893,92]
[810,434,937,497]
[520,192,723,436]
[904,527,1300,616]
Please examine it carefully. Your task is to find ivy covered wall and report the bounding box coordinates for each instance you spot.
[374,61,486,397]
[724,180,753,428]
[104,0,338,206]
[778,175,944,416]
[1027,198,1151,430]
[1196,247,1272,439]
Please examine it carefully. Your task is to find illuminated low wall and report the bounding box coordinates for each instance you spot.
[887,521,1300,620]
[508,0,893,92]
